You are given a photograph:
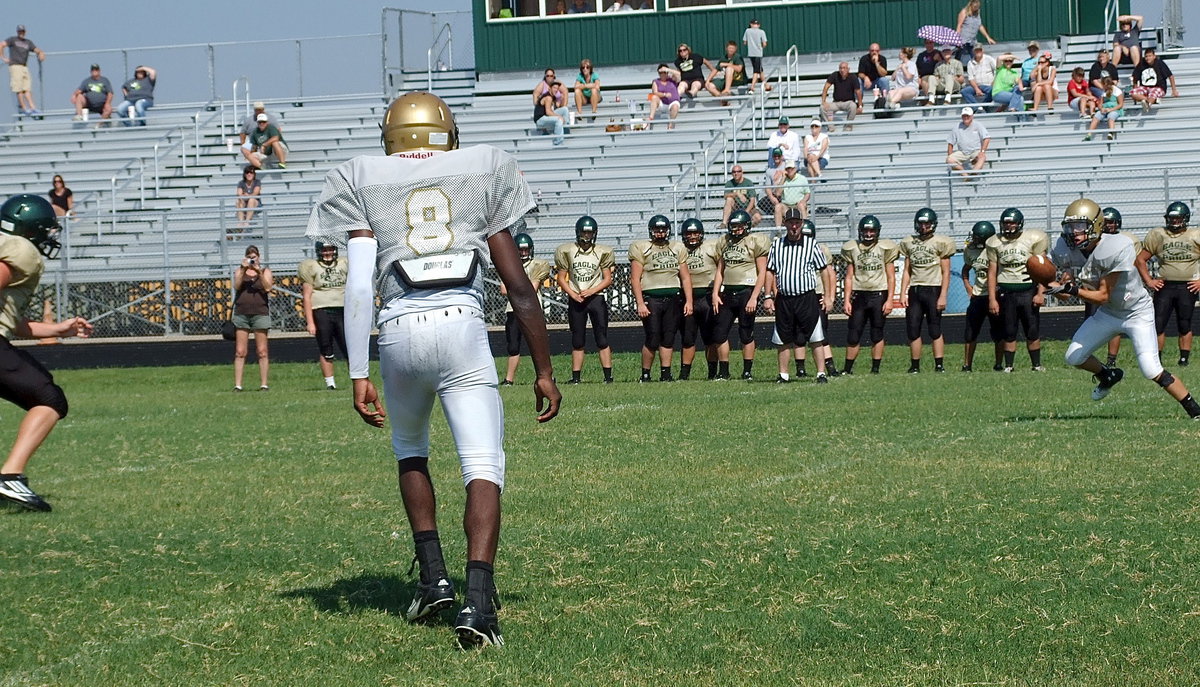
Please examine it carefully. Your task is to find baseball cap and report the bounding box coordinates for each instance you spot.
[960,106,974,116]
[256,113,269,122]
[90,64,100,71]
[1041,50,1053,60]
[750,18,759,25]
[253,101,266,110]
[784,160,797,169]
[1028,41,1040,49]
[770,147,783,157]
[783,208,804,221]
[808,119,821,128]
[778,116,789,125]
[16,25,25,32]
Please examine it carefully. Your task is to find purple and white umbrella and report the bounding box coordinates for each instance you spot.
[917,25,964,47]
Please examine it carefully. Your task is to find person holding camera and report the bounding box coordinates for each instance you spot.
[232,245,273,391]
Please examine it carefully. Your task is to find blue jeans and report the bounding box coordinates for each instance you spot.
[961,85,992,105]
[992,88,1023,111]
[117,98,153,126]
[535,106,570,145]
[859,75,891,94]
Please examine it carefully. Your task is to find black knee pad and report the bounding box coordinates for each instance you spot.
[1157,370,1176,388]
[39,384,68,419]
[398,456,430,478]
[593,331,609,350]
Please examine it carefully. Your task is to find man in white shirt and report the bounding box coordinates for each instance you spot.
[963,45,997,108]
[767,116,801,169]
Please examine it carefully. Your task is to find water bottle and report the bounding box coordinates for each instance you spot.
[615,92,621,103]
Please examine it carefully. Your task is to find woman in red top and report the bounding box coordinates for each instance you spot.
[1066,67,1098,119]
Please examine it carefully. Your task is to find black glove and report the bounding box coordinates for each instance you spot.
[1045,282,1079,297]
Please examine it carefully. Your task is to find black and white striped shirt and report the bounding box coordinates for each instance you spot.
[767,235,827,295]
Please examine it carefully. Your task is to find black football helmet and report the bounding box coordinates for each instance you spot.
[680,218,704,249]
[314,240,338,263]
[575,215,598,248]
[999,207,1024,239]
[913,207,937,239]
[1101,207,1122,234]
[1164,201,1190,233]
[858,215,881,246]
[727,210,751,242]
[648,214,671,243]
[970,221,996,247]
[514,232,534,260]
[801,219,816,239]
[1061,198,1104,250]
[0,194,62,259]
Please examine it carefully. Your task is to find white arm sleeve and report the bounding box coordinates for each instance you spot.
[345,236,378,379]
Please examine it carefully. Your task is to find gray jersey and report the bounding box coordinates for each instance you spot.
[1050,234,1086,272]
[305,145,534,319]
[1078,233,1152,319]
[742,28,767,57]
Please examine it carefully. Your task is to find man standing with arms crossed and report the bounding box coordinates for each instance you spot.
[306,92,561,649]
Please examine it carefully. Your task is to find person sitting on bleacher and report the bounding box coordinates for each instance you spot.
[820,61,862,130]
[721,164,762,228]
[532,67,566,111]
[116,65,156,127]
[670,43,717,101]
[648,64,681,130]
[990,53,1023,113]
[248,113,288,169]
[767,116,801,169]
[707,41,746,101]
[573,59,601,116]
[533,84,569,144]
[886,47,919,110]
[916,39,941,103]
[925,47,964,106]
[71,64,112,124]
[1067,67,1100,119]
[857,43,890,98]
[1029,51,1059,114]
[1088,49,1119,101]
[240,102,280,169]
[962,45,996,109]
[1129,48,1179,114]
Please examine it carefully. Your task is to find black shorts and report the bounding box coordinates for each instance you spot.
[964,295,1002,343]
[749,56,764,75]
[504,312,523,356]
[681,291,715,348]
[0,336,68,418]
[641,294,682,350]
[998,288,1040,342]
[1153,281,1196,336]
[775,292,821,346]
[713,287,757,346]
[313,307,347,360]
[568,294,609,350]
[846,290,887,346]
[905,285,943,342]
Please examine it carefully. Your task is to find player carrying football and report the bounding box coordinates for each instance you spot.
[1053,198,1200,419]
[306,92,562,649]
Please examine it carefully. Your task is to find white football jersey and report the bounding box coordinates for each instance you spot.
[1078,233,1152,319]
[306,145,535,320]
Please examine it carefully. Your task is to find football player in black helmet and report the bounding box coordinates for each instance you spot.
[841,215,898,375]
[1052,198,1200,419]
[0,195,94,512]
[299,240,350,389]
[899,207,955,373]
[726,210,752,242]
[961,221,1004,372]
[556,216,616,383]
[987,207,1049,372]
[713,210,770,380]
[501,233,552,386]
[631,216,693,382]
[1102,207,1122,234]
[679,218,721,379]
[1135,201,1199,367]
[913,207,938,240]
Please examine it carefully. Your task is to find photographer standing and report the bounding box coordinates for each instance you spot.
[232,245,273,391]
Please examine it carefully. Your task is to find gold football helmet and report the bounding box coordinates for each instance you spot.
[1061,198,1103,249]
[382,91,459,154]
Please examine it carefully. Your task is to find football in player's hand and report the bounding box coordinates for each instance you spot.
[1026,254,1057,285]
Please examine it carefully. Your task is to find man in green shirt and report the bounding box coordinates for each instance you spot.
[249,113,288,169]
[721,165,762,227]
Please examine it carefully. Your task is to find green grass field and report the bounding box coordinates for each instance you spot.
[4,343,1200,686]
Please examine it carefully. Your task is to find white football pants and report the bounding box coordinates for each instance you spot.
[1065,306,1164,380]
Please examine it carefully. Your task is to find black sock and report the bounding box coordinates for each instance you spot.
[1003,350,1015,367]
[1106,353,1118,367]
[934,356,944,368]
[1181,350,1191,363]
[413,530,447,584]
[1181,394,1200,418]
[824,357,837,372]
[871,358,882,373]
[909,358,920,370]
[680,363,692,380]
[641,367,651,378]
[1030,349,1042,367]
[660,366,671,380]
[796,360,806,376]
[571,370,581,382]
[718,361,729,377]
[465,560,497,611]
[843,359,855,373]
[602,366,613,381]
[708,361,718,378]
[743,359,754,376]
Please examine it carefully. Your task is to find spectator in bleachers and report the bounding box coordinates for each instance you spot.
[1067,67,1099,119]
[573,59,601,115]
[1020,42,1041,90]
[803,120,829,180]
[116,65,156,127]
[671,43,716,101]
[1112,14,1144,67]
[708,41,745,101]
[926,47,965,105]
[249,113,289,168]
[1029,51,1059,114]
[240,102,280,168]
[1083,76,1124,141]
[760,147,784,220]
[916,40,941,102]
[767,116,800,169]
[886,47,919,110]
[742,19,769,95]
[721,164,762,227]
[235,165,261,228]
[648,64,681,129]
[47,175,73,218]
[954,0,996,63]
[71,64,112,124]
[1129,48,1178,114]
[946,107,990,178]
[1088,49,1119,100]
[1,24,45,116]
[532,67,566,110]
[962,45,996,109]
[534,84,569,144]
[549,0,568,15]
[604,0,633,12]
[567,0,593,13]
[990,53,1023,113]
[772,160,810,225]
[857,43,890,98]
[820,61,861,131]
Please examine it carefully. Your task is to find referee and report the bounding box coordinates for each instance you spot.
[765,209,834,383]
